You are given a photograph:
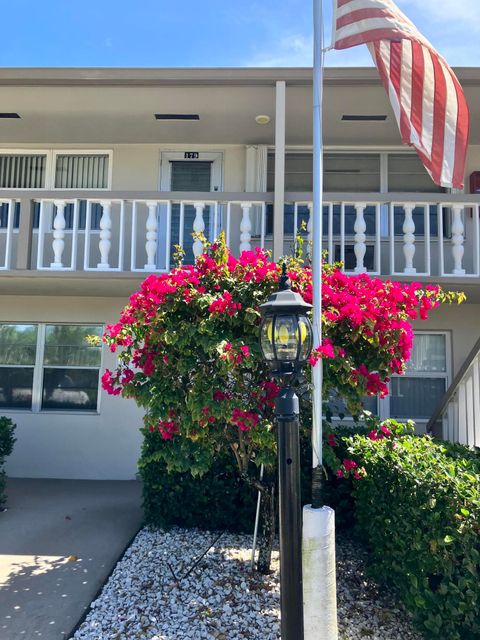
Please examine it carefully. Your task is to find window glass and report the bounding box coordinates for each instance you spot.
[390,377,446,419]
[406,334,447,373]
[0,324,37,365]
[0,154,46,188]
[0,323,103,412]
[42,368,99,411]
[0,367,34,409]
[267,152,381,193]
[388,154,443,193]
[43,325,102,367]
[391,333,448,420]
[55,154,109,189]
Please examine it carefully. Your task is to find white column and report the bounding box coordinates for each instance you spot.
[192,202,205,258]
[354,203,367,273]
[402,204,416,274]
[144,201,158,270]
[273,80,286,260]
[97,200,112,269]
[239,203,252,253]
[307,203,313,259]
[50,200,66,269]
[451,205,466,275]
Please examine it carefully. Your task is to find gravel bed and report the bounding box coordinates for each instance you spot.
[73,527,422,640]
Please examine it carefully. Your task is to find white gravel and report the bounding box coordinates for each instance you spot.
[73,527,422,640]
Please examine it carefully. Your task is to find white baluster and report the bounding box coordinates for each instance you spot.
[192,202,205,258]
[451,205,465,275]
[239,202,252,253]
[97,200,112,269]
[354,203,367,273]
[402,204,416,274]
[307,203,313,258]
[50,200,66,269]
[144,201,158,270]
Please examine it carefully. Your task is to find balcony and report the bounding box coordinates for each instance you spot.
[0,191,479,293]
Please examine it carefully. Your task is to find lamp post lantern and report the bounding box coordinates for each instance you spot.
[259,264,313,640]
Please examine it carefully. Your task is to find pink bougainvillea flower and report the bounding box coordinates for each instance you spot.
[327,433,338,448]
[336,469,344,479]
[343,458,358,471]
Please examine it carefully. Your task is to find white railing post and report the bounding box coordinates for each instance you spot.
[307,203,313,259]
[402,204,416,274]
[97,200,112,269]
[354,203,367,273]
[144,200,158,271]
[451,205,465,275]
[192,202,205,258]
[239,202,252,253]
[50,200,66,269]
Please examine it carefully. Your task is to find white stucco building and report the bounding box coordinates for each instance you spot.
[0,67,479,479]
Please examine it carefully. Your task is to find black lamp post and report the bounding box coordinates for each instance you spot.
[259,264,313,640]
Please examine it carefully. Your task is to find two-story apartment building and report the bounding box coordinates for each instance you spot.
[1,67,479,480]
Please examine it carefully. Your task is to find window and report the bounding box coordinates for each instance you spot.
[0,154,47,189]
[0,150,111,190]
[54,154,110,189]
[0,323,103,412]
[323,332,450,423]
[389,333,449,420]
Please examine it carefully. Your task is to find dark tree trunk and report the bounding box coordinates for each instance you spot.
[256,482,276,574]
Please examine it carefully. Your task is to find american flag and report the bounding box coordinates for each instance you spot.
[332,0,469,190]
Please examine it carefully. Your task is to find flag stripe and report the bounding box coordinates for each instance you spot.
[332,0,469,189]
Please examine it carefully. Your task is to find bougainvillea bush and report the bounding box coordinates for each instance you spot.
[102,236,461,570]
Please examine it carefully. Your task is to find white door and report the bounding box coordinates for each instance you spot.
[159,152,223,265]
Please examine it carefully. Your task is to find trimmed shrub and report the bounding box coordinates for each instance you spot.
[139,427,258,532]
[0,417,16,509]
[338,429,480,640]
[140,425,315,533]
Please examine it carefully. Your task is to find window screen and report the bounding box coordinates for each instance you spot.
[55,154,109,189]
[0,154,46,188]
[390,334,448,420]
[388,154,443,193]
[41,324,102,411]
[170,161,212,192]
[0,324,38,409]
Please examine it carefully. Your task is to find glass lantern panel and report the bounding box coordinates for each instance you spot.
[297,316,313,362]
[260,317,275,361]
[274,315,299,362]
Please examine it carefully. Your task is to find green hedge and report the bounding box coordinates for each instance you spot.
[139,428,259,532]
[139,426,314,533]
[341,432,480,640]
[0,417,16,509]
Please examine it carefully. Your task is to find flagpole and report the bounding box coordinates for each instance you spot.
[311,0,324,507]
[302,1,338,638]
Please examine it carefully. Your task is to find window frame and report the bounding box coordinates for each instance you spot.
[0,149,113,191]
[0,322,104,414]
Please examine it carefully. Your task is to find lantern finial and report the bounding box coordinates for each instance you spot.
[279,263,290,291]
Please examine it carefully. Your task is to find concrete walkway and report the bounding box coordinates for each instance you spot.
[0,478,142,640]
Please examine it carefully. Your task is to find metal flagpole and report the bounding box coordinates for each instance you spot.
[311,0,324,507]
[302,1,338,638]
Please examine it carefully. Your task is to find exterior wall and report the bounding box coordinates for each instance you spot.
[0,142,247,192]
[2,295,143,480]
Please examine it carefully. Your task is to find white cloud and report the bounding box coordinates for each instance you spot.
[246,34,312,67]
[245,32,374,68]
[242,0,478,69]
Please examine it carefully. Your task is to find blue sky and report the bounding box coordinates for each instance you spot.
[0,0,477,68]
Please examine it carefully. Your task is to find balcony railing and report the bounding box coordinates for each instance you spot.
[0,190,479,278]
[427,337,480,448]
